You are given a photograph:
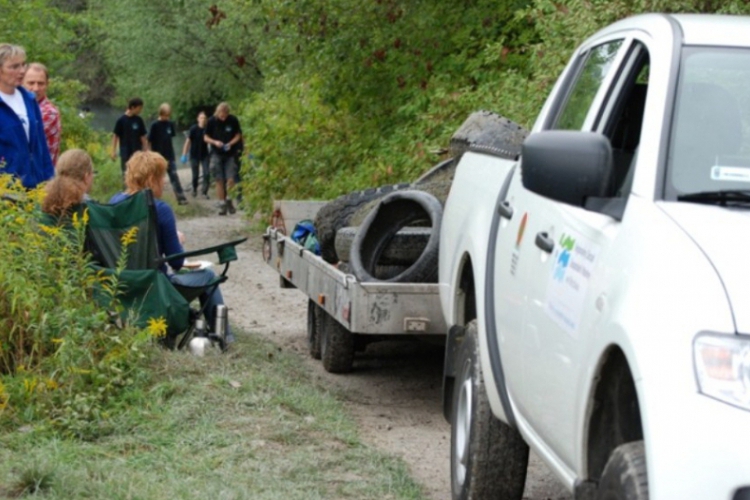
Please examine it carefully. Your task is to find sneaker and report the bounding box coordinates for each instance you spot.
[227,200,236,215]
[218,202,228,216]
[203,193,210,200]
[178,198,189,206]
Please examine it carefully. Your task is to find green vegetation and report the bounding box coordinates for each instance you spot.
[0,333,424,499]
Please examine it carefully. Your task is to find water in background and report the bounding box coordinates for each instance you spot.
[83,102,188,167]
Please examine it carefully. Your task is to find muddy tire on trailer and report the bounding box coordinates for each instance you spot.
[314,183,412,264]
[596,441,648,500]
[336,226,432,266]
[451,320,529,500]
[350,190,442,283]
[337,260,408,281]
[449,110,529,162]
[307,300,322,360]
[318,310,355,373]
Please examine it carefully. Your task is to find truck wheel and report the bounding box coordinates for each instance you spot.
[350,190,442,283]
[314,183,412,264]
[596,441,648,500]
[449,110,528,162]
[318,310,355,373]
[335,226,432,265]
[451,320,528,500]
[307,300,322,360]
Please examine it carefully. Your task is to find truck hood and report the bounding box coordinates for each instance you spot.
[659,202,750,333]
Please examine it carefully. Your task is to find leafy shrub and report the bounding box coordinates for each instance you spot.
[0,178,161,438]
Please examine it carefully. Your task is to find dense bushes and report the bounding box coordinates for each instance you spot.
[0,179,160,438]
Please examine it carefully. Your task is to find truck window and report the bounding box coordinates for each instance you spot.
[669,48,750,196]
[553,40,623,131]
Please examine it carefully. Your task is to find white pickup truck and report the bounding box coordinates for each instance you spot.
[440,13,750,500]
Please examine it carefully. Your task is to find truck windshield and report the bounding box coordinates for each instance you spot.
[668,47,750,199]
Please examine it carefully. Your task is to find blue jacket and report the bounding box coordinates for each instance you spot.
[0,87,54,188]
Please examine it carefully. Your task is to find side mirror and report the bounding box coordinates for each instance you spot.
[521,131,614,207]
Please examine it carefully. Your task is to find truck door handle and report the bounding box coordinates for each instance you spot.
[535,232,554,253]
[497,200,513,220]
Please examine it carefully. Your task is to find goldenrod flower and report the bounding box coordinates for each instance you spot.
[45,379,59,391]
[121,226,139,247]
[23,378,38,395]
[146,317,167,338]
[39,225,61,237]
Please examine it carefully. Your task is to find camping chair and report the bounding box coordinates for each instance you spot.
[84,189,247,351]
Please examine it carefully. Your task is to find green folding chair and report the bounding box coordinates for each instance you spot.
[84,189,247,350]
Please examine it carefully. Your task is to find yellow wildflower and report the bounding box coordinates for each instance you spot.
[23,378,38,395]
[121,226,139,246]
[51,338,64,344]
[39,225,61,237]
[147,317,167,338]
[45,379,59,391]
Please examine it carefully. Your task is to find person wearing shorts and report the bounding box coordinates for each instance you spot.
[204,102,242,215]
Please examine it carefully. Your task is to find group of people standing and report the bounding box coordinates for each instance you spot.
[0,44,59,189]
[0,42,235,343]
[111,99,244,216]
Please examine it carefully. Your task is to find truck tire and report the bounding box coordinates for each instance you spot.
[449,110,528,162]
[314,183,412,264]
[335,226,432,265]
[318,310,355,373]
[307,300,322,360]
[451,320,529,500]
[596,441,648,500]
[350,190,442,283]
[338,261,408,280]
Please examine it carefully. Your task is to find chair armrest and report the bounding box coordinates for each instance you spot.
[160,237,248,265]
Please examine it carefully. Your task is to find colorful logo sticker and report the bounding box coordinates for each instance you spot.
[516,212,528,248]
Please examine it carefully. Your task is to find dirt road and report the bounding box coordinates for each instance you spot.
[175,171,570,500]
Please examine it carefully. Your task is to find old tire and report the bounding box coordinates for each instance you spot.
[338,260,408,280]
[449,110,528,162]
[451,320,529,500]
[318,310,355,373]
[596,441,648,500]
[314,183,412,264]
[336,226,432,265]
[350,190,442,283]
[307,300,322,360]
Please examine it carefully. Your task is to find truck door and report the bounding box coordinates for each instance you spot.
[503,38,650,467]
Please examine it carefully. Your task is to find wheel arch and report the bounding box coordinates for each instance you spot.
[442,253,477,421]
[584,345,644,482]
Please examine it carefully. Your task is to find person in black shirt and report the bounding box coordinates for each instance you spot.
[111,97,148,176]
[204,102,242,215]
[181,110,210,199]
[148,102,188,205]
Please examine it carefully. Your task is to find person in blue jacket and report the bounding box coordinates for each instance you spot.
[0,44,54,189]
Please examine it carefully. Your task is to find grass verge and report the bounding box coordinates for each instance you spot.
[0,332,425,500]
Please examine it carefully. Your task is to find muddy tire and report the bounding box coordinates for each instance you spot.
[350,190,442,283]
[451,320,529,500]
[596,441,648,500]
[335,226,432,265]
[314,183,412,264]
[318,310,355,373]
[307,300,322,360]
[449,110,529,162]
[337,260,408,280]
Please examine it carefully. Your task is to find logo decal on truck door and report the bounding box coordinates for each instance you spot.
[545,230,599,336]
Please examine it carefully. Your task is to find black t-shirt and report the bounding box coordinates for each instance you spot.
[148,120,176,161]
[205,114,242,156]
[188,124,208,160]
[113,114,147,159]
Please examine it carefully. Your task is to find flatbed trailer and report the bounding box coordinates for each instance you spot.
[262,227,447,373]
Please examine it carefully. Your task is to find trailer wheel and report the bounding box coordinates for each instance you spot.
[596,441,648,500]
[307,300,322,360]
[350,190,442,283]
[451,320,529,500]
[318,311,355,373]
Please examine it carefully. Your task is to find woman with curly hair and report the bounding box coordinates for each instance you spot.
[41,148,94,218]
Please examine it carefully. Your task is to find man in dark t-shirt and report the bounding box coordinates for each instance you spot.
[148,102,187,204]
[111,97,148,175]
[204,102,242,215]
[181,111,210,198]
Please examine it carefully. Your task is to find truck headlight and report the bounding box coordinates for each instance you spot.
[694,333,750,411]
